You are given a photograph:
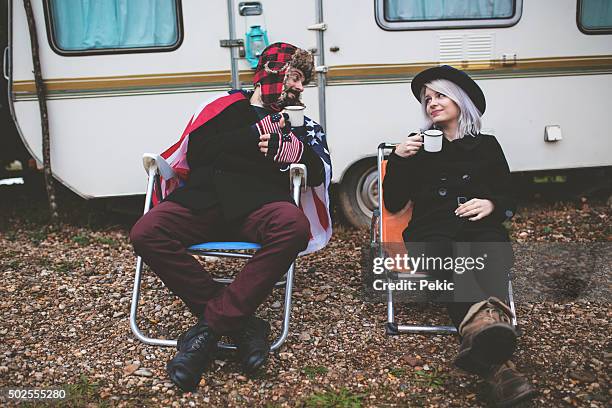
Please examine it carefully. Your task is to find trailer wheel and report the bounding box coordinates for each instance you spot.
[338,159,378,228]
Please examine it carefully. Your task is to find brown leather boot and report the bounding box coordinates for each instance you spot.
[485,361,536,407]
[454,297,517,375]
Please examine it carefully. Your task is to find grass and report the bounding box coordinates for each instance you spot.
[95,236,119,247]
[54,260,80,274]
[412,367,446,388]
[389,367,406,378]
[28,228,48,245]
[3,259,21,270]
[71,234,91,246]
[57,375,109,408]
[303,365,329,379]
[305,388,365,408]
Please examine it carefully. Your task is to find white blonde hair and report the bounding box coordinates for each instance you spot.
[419,79,482,139]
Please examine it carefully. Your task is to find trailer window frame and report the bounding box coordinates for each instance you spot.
[577,0,612,35]
[43,0,184,56]
[375,0,522,31]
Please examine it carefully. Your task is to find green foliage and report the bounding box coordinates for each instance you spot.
[28,228,48,244]
[59,375,109,408]
[389,367,405,377]
[95,236,119,247]
[305,388,364,408]
[412,367,446,388]
[71,234,90,246]
[303,365,329,379]
[54,260,79,274]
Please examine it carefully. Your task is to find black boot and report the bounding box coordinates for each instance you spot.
[166,319,219,392]
[231,316,271,375]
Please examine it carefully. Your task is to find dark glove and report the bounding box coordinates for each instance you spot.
[267,131,304,164]
[252,112,291,138]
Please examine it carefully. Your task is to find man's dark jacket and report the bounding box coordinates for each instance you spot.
[383,133,516,240]
[166,96,325,219]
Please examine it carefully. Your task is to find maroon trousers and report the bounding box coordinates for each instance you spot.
[130,200,310,334]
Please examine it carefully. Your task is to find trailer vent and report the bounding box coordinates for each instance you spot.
[467,34,494,61]
[439,35,463,63]
[439,34,494,66]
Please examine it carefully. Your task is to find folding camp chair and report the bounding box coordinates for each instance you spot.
[130,153,306,351]
[371,143,517,335]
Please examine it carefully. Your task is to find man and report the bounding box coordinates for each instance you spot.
[130,42,332,392]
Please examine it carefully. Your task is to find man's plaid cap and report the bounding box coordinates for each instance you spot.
[253,42,314,110]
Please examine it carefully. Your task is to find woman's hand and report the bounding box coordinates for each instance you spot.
[455,198,495,221]
[394,133,423,158]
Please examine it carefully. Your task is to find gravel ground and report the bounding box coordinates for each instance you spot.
[0,185,610,407]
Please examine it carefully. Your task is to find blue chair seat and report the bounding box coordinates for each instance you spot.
[188,241,262,251]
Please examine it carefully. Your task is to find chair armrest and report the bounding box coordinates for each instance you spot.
[289,163,307,192]
[289,164,306,206]
[142,153,176,180]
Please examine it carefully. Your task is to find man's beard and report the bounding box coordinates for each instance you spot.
[276,88,303,109]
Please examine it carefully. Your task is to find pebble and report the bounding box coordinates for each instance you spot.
[133,368,153,377]
[124,364,139,376]
[569,370,597,383]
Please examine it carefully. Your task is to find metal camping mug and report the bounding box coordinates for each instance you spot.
[423,129,443,152]
[282,105,305,127]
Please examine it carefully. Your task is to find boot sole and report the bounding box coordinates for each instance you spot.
[243,351,269,375]
[495,386,537,408]
[454,324,517,375]
[166,359,200,392]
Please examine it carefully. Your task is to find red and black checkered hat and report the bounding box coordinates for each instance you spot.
[253,42,313,111]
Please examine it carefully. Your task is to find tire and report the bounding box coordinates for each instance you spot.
[338,158,379,228]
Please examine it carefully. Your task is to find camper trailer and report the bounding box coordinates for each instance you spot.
[6,0,612,226]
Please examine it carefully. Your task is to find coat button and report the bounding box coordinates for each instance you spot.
[438,188,447,197]
[462,174,471,182]
[505,210,514,218]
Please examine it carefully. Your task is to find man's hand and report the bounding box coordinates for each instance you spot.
[253,113,289,138]
[259,134,270,155]
[455,198,495,221]
[394,132,423,158]
[259,132,303,164]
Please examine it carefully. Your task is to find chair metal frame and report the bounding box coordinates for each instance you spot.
[372,143,517,335]
[130,153,306,351]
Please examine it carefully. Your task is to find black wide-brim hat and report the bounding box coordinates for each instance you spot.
[411,65,486,114]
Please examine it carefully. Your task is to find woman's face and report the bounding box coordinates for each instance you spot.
[424,87,460,127]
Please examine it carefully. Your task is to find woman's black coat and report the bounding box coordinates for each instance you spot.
[382,133,516,240]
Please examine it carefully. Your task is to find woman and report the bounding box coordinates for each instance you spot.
[383,65,535,407]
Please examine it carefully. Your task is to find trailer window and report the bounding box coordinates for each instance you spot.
[578,0,612,34]
[45,0,182,55]
[376,0,522,30]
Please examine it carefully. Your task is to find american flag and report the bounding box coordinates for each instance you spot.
[157,91,332,255]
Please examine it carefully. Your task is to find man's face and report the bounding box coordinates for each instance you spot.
[283,68,306,104]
